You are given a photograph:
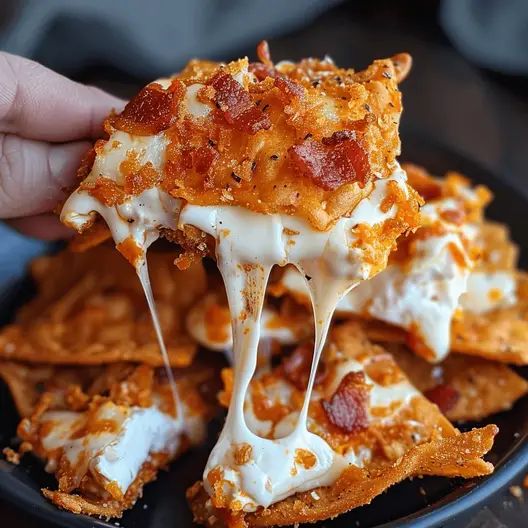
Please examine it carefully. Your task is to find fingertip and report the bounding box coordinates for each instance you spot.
[6,214,75,241]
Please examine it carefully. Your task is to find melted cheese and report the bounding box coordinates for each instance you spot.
[61,92,414,509]
[40,399,205,495]
[460,271,517,314]
[279,198,476,361]
[176,170,409,510]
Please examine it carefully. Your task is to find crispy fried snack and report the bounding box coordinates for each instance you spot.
[66,43,413,235]
[451,272,528,364]
[272,162,528,364]
[0,246,206,366]
[360,272,528,365]
[187,322,497,527]
[1,360,218,518]
[388,344,528,421]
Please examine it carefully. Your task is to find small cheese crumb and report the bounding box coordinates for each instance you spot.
[509,485,523,499]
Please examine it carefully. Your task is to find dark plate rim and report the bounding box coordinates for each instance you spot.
[0,131,527,528]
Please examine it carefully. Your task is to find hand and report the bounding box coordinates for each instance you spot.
[0,52,123,239]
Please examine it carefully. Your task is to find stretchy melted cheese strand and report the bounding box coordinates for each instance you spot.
[278,196,479,362]
[178,171,408,510]
[60,48,421,510]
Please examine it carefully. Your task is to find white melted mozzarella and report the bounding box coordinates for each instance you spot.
[230,356,418,511]
[60,86,413,510]
[177,170,410,511]
[280,198,474,361]
[40,399,204,495]
[459,271,517,314]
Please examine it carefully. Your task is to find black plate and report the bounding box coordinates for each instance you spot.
[0,132,527,528]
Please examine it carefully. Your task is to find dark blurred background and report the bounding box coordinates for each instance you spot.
[0,1,527,526]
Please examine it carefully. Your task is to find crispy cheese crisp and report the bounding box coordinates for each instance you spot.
[187,322,497,527]
[0,247,206,366]
[388,344,528,421]
[65,43,414,234]
[1,361,219,518]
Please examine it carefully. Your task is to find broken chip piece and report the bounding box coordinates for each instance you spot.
[1,360,218,518]
[0,247,206,367]
[187,322,497,526]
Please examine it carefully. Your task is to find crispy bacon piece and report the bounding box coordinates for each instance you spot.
[289,130,370,190]
[112,81,183,136]
[193,145,220,174]
[249,40,276,81]
[209,72,271,135]
[424,384,460,414]
[249,62,275,81]
[274,75,304,102]
[256,40,272,65]
[321,371,370,433]
[281,342,326,390]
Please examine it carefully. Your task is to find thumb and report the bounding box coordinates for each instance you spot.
[0,133,90,218]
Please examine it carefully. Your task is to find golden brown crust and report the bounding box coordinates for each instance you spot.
[187,322,498,527]
[0,247,206,367]
[451,272,528,365]
[3,361,220,518]
[389,345,528,421]
[76,45,417,231]
[42,452,171,518]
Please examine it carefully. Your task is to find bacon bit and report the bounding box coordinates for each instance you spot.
[113,80,184,135]
[233,443,253,465]
[249,62,276,81]
[193,144,219,174]
[424,384,460,414]
[440,208,465,225]
[117,237,143,267]
[83,177,127,206]
[274,75,304,102]
[256,40,272,65]
[281,342,326,390]
[289,130,370,190]
[321,371,370,434]
[294,448,316,469]
[209,72,271,135]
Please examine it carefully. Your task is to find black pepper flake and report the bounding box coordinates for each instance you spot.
[364,103,372,112]
[304,133,313,140]
[251,160,257,171]
[311,80,320,87]
[261,104,270,112]
[270,154,279,160]
[335,76,342,83]
[255,99,262,107]
[382,71,392,79]
[127,218,134,223]
[231,172,242,183]
[208,139,216,147]
[305,275,312,281]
